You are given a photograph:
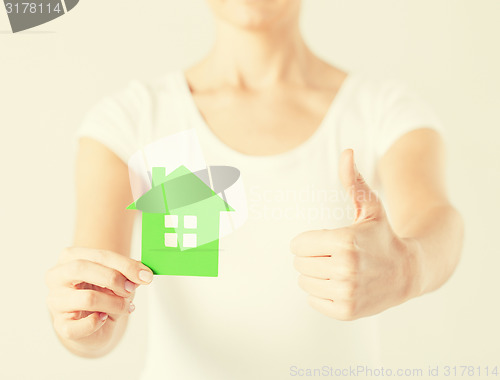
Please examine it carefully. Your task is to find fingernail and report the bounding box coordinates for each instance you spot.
[99,312,108,321]
[128,302,135,313]
[139,270,153,283]
[124,280,136,293]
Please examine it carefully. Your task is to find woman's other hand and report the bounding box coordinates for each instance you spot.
[45,247,153,354]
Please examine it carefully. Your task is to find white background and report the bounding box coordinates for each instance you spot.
[1,0,499,378]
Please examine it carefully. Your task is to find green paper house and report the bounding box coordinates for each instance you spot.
[127,165,234,277]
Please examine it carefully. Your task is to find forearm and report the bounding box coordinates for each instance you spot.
[47,138,144,358]
[399,203,464,298]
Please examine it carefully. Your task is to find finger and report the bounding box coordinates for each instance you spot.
[59,247,154,285]
[293,256,334,279]
[74,282,117,296]
[55,312,108,340]
[293,254,359,281]
[46,260,138,297]
[298,274,354,301]
[339,149,383,222]
[290,228,357,257]
[307,295,356,321]
[48,288,133,316]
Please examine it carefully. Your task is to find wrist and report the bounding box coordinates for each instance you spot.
[401,237,425,301]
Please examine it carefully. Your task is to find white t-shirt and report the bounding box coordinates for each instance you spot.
[76,70,443,379]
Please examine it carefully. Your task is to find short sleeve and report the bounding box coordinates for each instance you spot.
[75,80,152,163]
[375,81,444,159]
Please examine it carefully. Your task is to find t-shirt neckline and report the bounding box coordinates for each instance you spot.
[174,69,357,168]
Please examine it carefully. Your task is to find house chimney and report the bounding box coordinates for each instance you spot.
[152,167,167,187]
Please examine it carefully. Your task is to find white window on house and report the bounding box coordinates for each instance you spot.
[164,215,198,249]
[164,233,177,248]
[184,215,197,229]
[182,233,197,248]
[164,215,178,228]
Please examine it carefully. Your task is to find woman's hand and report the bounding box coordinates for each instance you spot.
[45,247,154,353]
[290,149,422,321]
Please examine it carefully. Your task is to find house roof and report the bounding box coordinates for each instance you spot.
[127,165,234,214]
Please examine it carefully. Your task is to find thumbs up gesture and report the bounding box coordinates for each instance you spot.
[290,149,419,321]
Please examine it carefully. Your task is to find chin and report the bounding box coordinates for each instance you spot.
[207,0,301,30]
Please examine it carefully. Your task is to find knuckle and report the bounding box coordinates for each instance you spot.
[346,250,360,272]
[108,270,122,289]
[119,297,130,313]
[71,259,86,274]
[58,325,70,340]
[56,321,72,340]
[340,301,357,321]
[63,326,77,340]
[329,228,358,250]
[345,235,358,251]
[96,249,107,262]
[342,282,357,300]
[337,260,360,281]
[337,267,356,281]
[88,314,101,330]
[124,261,137,276]
[337,229,357,249]
[81,290,97,308]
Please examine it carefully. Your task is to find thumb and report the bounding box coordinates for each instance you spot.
[339,149,383,222]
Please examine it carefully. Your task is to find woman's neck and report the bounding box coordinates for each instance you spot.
[191,19,324,90]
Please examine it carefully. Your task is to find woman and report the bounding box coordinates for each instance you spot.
[45,0,464,378]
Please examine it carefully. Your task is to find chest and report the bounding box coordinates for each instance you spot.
[190,87,338,156]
